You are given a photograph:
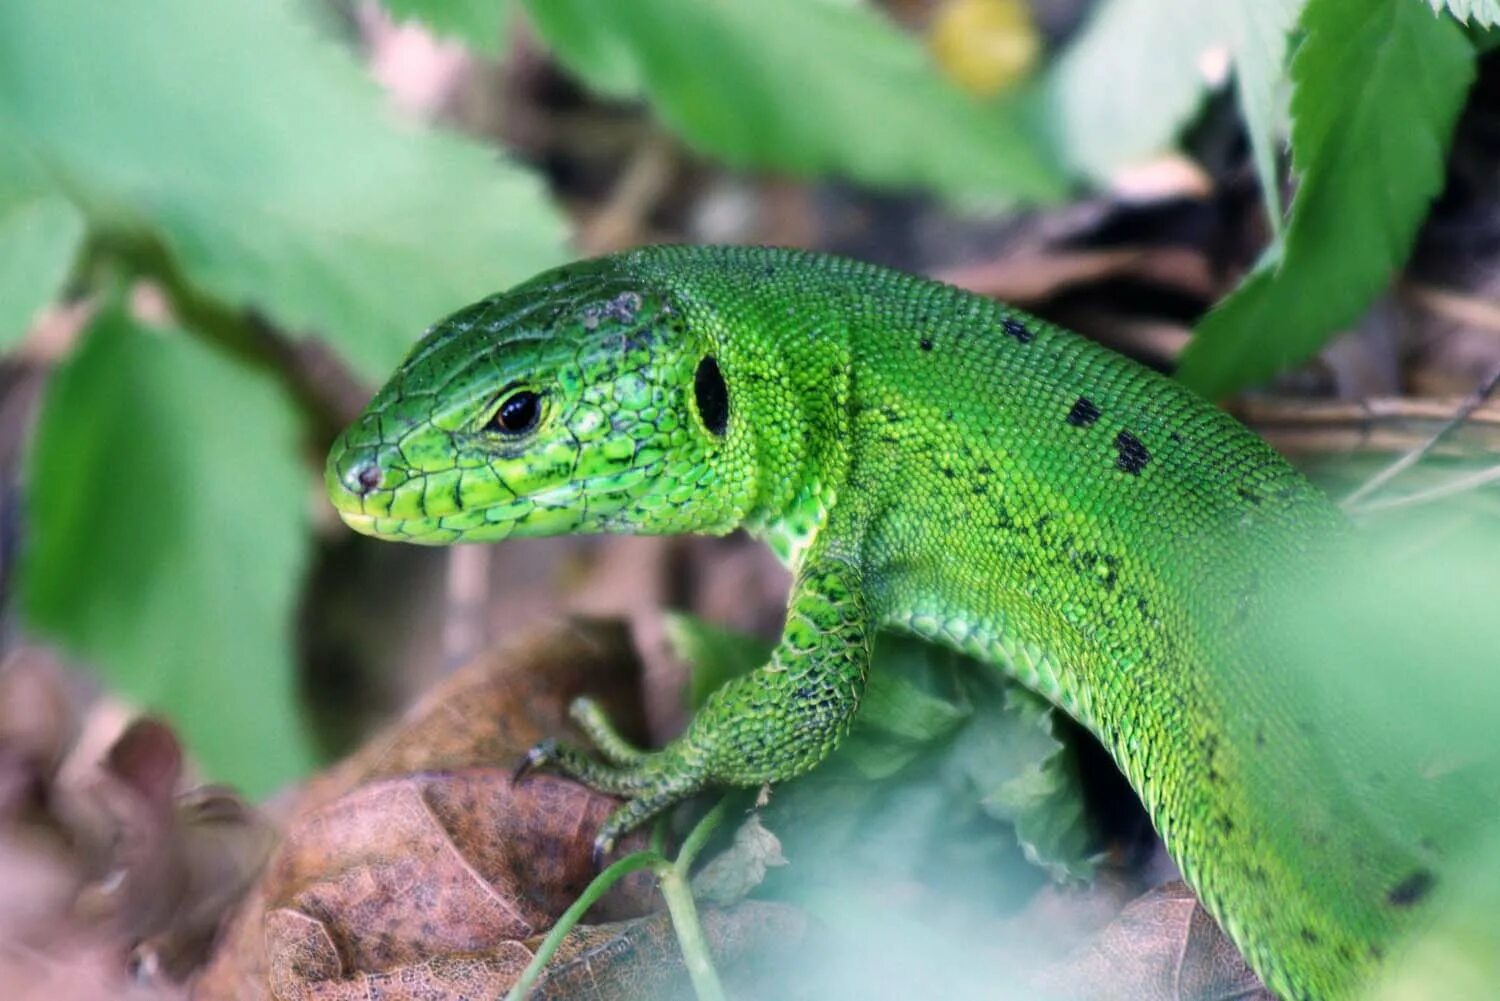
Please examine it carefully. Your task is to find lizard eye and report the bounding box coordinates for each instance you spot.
[694,356,728,436]
[487,390,541,435]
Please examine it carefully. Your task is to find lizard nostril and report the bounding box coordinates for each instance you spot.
[345,460,383,497]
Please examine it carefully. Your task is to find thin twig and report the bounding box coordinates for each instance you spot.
[1234,395,1500,457]
[118,235,368,443]
[579,133,677,256]
[1342,363,1500,509]
[442,545,492,668]
[1347,462,1500,515]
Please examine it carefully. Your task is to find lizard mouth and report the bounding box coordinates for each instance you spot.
[334,510,380,537]
[333,508,444,544]
[330,475,645,545]
[331,505,523,545]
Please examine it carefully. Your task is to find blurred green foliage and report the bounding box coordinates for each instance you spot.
[0,149,85,352]
[0,0,564,381]
[384,0,511,54]
[522,0,1063,200]
[22,306,316,791]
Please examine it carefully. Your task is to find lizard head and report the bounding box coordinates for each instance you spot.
[325,260,759,544]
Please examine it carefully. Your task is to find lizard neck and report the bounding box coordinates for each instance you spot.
[646,249,858,565]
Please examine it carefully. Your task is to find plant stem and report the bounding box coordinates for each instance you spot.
[659,861,729,1001]
[661,797,733,1001]
[676,796,731,870]
[502,849,664,1001]
[504,798,734,1001]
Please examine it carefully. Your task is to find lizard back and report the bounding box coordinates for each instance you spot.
[610,245,1434,1001]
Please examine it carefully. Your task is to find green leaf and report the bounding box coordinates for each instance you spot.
[1050,0,1302,219]
[379,0,511,54]
[1428,0,1500,28]
[692,814,788,907]
[838,635,974,779]
[770,657,1092,877]
[0,143,84,349]
[0,0,565,380]
[1176,0,1473,398]
[856,662,970,745]
[943,687,1097,882]
[20,307,315,796]
[521,0,1064,201]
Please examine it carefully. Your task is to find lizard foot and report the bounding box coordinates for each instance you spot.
[515,714,707,867]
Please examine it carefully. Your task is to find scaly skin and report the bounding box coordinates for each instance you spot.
[327,246,1441,1000]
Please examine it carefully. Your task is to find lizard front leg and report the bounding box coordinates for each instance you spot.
[519,553,871,863]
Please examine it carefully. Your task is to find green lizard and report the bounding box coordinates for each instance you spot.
[325,245,1443,1000]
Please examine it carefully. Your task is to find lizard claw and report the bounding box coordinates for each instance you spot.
[512,738,558,784]
[591,832,615,871]
[514,733,713,868]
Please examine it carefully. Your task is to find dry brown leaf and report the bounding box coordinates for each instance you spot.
[71,717,190,930]
[1032,881,1272,1001]
[273,772,654,956]
[249,899,802,1001]
[256,769,659,1000]
[0,650,274,997]
[0,931,186,1001]
[0,825,77,947]
[192,619,668,1000]
[135,787,279,979]
[62,717,276,981]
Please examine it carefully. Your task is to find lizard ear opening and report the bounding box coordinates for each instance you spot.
[694,355,729,436]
